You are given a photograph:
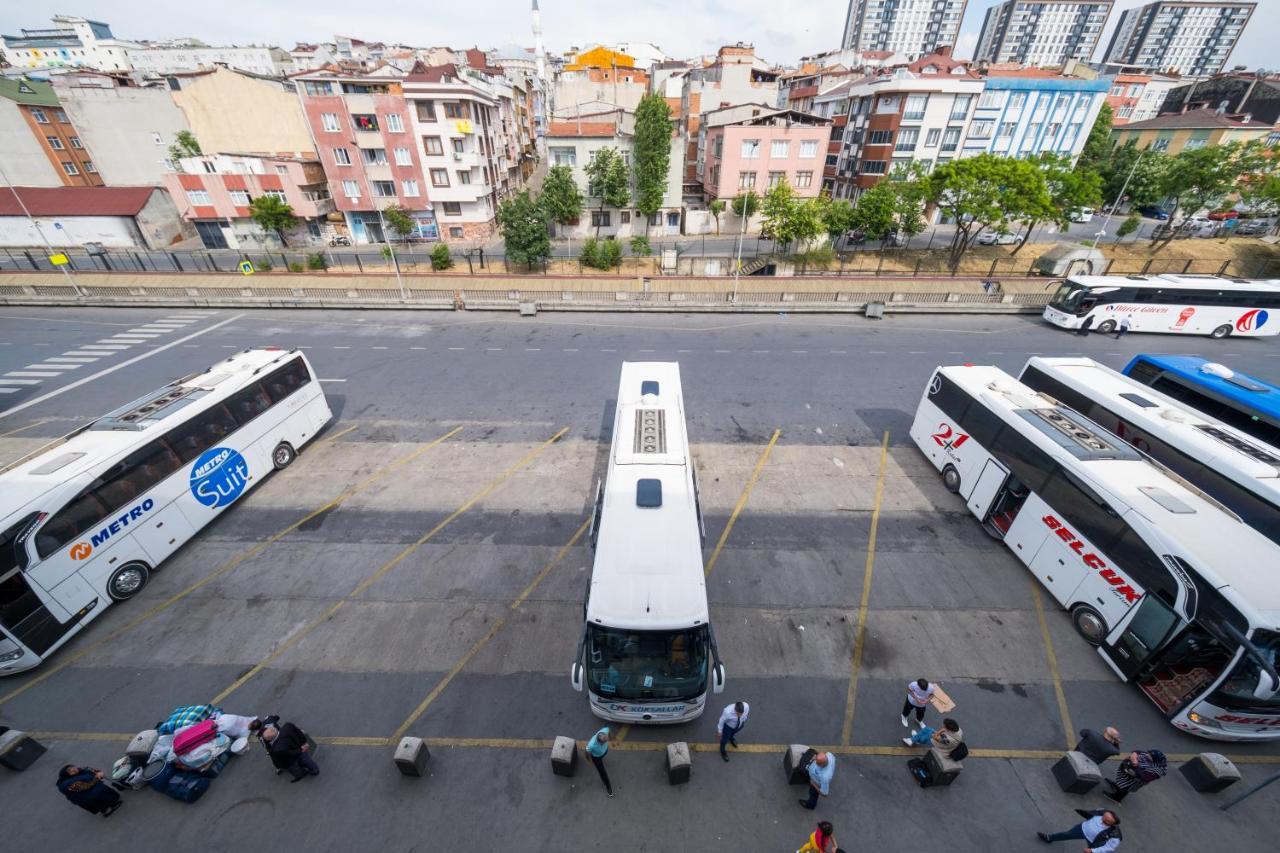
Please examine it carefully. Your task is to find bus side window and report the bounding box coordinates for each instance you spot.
[264,358,310,403]
[929,374,971,423]
[36,492,110,558]
[166,419,213,464]
[228,383,272,427]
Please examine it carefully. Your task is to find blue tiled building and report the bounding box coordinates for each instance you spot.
[961,74,1109,162]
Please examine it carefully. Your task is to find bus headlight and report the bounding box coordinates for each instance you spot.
[0,648,24,663]
[1187,711,1222,729]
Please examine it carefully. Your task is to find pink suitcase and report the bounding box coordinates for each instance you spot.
[172,719,218,756]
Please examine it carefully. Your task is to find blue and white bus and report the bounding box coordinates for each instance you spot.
[0,349,332,675]
[1123,355,1280,450]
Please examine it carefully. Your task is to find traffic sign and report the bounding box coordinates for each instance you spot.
[239,260,254,275]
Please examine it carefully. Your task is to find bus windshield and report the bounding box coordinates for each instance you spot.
[1050,282,1088,313]
[587,624,709,701]
[1209,629,1280,713]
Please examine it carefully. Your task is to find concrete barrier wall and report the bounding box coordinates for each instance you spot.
[0,272,1055,314]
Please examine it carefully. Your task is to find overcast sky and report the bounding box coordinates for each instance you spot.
[4,1,1273,70]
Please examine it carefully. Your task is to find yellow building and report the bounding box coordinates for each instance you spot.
[1109,107,1272,155]
[170,67,316,158]
[564,45,636,71]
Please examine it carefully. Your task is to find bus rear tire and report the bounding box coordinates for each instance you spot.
[272,442,296,470]
[1097,320,1116,334]
[108,562,150,602]
[1071,604,1107,646]
[942,465,961,493]
[1211,324,1232,339]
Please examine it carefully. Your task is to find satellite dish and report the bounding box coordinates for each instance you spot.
[1200,362,1234,379]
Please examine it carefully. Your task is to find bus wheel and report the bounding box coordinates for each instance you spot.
[942,465,961,493]
[1071,605,1107,645]
[272,442,297,470]
[1211,324,1232,339]
[1097,320,1116,334]
[108,562,150,601]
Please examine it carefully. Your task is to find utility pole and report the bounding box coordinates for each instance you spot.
[1091,147,1146,251]
[732,201,747,302]
[0,161,83,296]
[376,203,407,300]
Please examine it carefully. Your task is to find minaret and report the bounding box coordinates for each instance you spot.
[532,0,545,80]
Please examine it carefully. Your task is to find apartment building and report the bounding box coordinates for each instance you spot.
[699,108,832,203]
[679,44,781,181]
[974,1,1114,66]
[1105,72,1182,124]
[554,45,650,113]
[1110,107,1272,154]
[0,78,102,187]
[1161,71,1280,125]
[840,0,968,58]
[0,15,136,72]
[829,48,984,198]
[1102,2,1255,76]
[295,66,434,244]
[961,71,1108,160]
[169,67,315,159]
[127,43,296,77]
[164,154,336,249]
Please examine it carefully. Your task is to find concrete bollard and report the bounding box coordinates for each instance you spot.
[393,736,430,777]
[1051,751,1102,794]
[126,730,159,761]
[0,728,47,772]
[666,742,691,785]
[1179,753,1241,793]
[783,744,811,785]
[550,736,577,777]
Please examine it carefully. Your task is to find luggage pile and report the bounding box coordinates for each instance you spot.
[109,704,244,805]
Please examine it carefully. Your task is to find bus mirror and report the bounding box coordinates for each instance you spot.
[1255,671,1279,700]
[712,662,726,694]
[571,662,584,692]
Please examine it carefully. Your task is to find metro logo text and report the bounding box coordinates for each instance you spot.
[1041,514,1141,604]
[72,498,156,559]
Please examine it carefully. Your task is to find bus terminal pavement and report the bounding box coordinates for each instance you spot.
[0,307,1278,852]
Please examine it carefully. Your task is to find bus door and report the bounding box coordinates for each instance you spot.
[1096,593,1182,681]
[966,459,1009,521]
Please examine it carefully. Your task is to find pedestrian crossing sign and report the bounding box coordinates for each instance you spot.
[239,260,254,275]
[49,253,69,266]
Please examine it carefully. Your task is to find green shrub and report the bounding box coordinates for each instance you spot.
[306,252,327,270]
[629,235,651,256]
[430,242,454,270]
[381,246,393,261]
[288,261,304,272]
[581,237,622,269]
[792,244,835,269]
[256,258,273,271]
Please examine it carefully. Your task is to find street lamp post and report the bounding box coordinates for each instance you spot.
[376,203,407,301]
[0,161,82,296]
[732,203,747,302]
[1091,147,1146,251]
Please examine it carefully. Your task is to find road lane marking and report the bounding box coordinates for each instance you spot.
[7,372,61,378]
[210,426,569,705]
[390,517,591,741]
[1031,579,1075,750]
[0,314,245,422]
[0,379,41,386]
[0,426,461,708]
[705,428,781,578]
[60,352,106,358]
[0,418,46,437]
[841,430,890,747]
[319,378,347,383]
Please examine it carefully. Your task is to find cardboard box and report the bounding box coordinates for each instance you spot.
[931,685,956,713]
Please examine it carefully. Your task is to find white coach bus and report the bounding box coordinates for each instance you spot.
[912,365,1280,740]
[570,362,725,723]
[1020,357,1280,548]
[0,348,332,675]
[1043,274,1280,338]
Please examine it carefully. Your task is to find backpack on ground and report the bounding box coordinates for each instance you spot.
[907,757,933,788]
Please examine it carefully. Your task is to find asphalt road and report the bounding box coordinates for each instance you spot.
[0,307,1278,853]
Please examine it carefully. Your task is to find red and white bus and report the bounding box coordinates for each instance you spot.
[912,365,1280,740]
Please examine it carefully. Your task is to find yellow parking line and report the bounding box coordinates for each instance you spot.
[0,426,462,709]
[704,428,781,577]
[389,516,590,743]
[312,423,358,446]
[1031,579,1076,750]
[0,417,46,438]
[840,430,890,747]
[212,426,570,705]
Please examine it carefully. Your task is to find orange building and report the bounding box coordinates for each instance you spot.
[0,77,101,186]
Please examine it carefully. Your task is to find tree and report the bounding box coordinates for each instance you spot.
[890,162,930,243]
[497,190,552,268]
[760,180,828,252]
[1150,141,1261,249]
[247,195,297,247]
[539,164,583,235]
[732,190,761,219]
[430,243,453,270]
[1115,214,1141,242]
[760,180,795,244]
[168,130,202,166]
[823,198,857,244]
[1012,153,1100,256]
[583,147,630,238]
[1099,141,1169,210]
[708,199,725,234]
[632,94,673,233]
[849,183,898,245]
[1078,102,1114,172]
[926,153,1042,272]
[381,204,416,240]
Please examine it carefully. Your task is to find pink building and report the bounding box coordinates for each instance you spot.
[294,66,436,244]
[698,107,831,201]
[164,153,334,250]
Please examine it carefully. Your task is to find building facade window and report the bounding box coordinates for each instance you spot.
[767,171,786,188]
[442,202,462,216]
[449,226,464,237]
[416,101,436,122]
[387,113,404,133]
[903,94,928,120]
[342,179,360,199]
[371,181,396,197]
[924,128,941,147]
[795,171,813,188]
[321,113,340,132]
[940,128,961,152]
[444,102,466,119]
[394,147,412,166]
[770,140,789,158]
[458,170,471,184]
[978,90,1003,108]
[83,161,97,174]
[46,136,64,150]
[333,147,352,166]
[424,136,444,155]
[710,164,720,186]
[950,95,972,121]
[741,139,761,158]
[30,108,48,123]
[867,129,892,145]
[799,139,818,158]
[860,160,887,175]
[550,146,575,166]
[452,139,465,154]
[431,168,450,187]
[998,122,1016,138]
[591,211,611,227]
[361,148,388,166]
[895,129,919,151]
[402,179,420,196]
[351,114,379,131]
[738,171,757,189]
[185,189,210,204]
[263,190,286,201]
[620,211,631,224]
[230,190,250,205]
[970,121,994,138]
[303,81,331,96]
[55,110,68,123]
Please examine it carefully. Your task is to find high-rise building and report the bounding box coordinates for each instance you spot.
[975,0,1114,66]
[840,0,968,58]
[1102,1,1255,76]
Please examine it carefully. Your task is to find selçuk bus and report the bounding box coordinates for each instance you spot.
[1020,357,1280,548]
[912,364,1280,740]
[570,362,726,723]
[1043,274,1280,338]
[0,349,332,675]
[1123,355,1280,450]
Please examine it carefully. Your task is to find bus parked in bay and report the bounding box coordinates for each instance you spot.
[1043,275,1280,338]
[912,364,1280,740]
[570,362,725,723]
[0,349,332,675]
[1123,355,1280,450]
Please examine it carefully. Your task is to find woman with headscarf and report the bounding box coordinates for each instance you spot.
[56,764,123,817]
[1105,749,1167,802]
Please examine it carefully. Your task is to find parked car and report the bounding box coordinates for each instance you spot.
[1070,208,1095,223]
[976,231,1019,245]
[1137,205,1171,220]
[1235,220,1271,236]
[1207,210,1239,221]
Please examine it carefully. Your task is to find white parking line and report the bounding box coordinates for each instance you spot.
[319,378,347,383]
[61,352,106,357]
[792,350,808,354]
[0,388,19,394]
[121,332,163,339]
[39,357,97,363]
[85,344,130,350]
[411,346,426,350]
[677,349,692,353]
[830,350,847,354]
[334,346,351,349]
[7,372,60,378]
[0,379,42,386]
[27,364,79,372]
[601,348,617,352]
[752,349,770,353]
[486,347,503,351]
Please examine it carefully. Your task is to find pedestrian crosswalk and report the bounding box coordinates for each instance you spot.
[0,311,218,394]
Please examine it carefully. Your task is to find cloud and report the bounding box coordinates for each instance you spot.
[954,31,978,60]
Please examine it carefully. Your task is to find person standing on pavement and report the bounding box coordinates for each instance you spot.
[1078,315,1095,336]
[717,700,750,762]
[799,751,835,810]
[1037,808,1121,851]
[258,716,319,783]
[1105,749,1166,802]
[585,727,614,797]
[1074,727,1121,764]
[901,678,936,728]
[56,765,123,817]
[1114,316,1131,340]
[797,820,838,853]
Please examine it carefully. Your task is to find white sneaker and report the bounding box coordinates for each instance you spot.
[900,715,909,728]
[902,737,913,746]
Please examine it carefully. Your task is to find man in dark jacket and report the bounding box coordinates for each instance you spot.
[1038,809,1121,851]
[258,716,319,782]
[1074,727,1121,764]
